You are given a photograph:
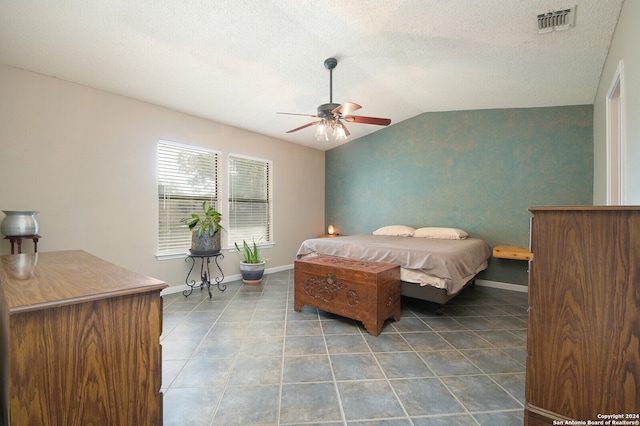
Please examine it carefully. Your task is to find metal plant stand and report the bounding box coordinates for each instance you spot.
[183,253,226,298]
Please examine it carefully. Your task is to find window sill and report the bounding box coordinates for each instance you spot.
[155,252,190,261]
[156,243,274,260]
[228,242,275,253]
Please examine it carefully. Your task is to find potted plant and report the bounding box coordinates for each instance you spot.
[234,238,266,285]
[181,201,223,255]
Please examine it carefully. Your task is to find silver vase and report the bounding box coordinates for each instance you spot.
[189,230,221,255]
[1,211,40,236]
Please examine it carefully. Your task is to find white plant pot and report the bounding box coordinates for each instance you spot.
[239,261,265,285]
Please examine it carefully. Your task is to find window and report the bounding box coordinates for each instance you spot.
[228,154,272,248]
[157,141,219,255]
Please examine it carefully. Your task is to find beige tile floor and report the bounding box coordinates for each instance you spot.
[161,270,528,425]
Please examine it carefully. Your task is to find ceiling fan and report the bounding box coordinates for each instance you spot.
[277,57,391,142]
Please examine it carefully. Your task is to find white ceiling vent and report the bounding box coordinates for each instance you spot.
[537,6,576,33]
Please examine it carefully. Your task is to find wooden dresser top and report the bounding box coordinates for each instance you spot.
[0,250,167,314]
[529,205,640,212]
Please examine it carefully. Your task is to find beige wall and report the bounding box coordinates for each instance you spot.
[593,0,640,204]
[0,65,325,291]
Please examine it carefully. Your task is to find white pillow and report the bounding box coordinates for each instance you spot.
[372,225,415,237]
[413,227,468,240]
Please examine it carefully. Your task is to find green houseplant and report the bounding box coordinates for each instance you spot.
[234,239,266,285]
[181,201,223,254]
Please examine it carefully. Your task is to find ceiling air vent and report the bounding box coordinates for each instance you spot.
[537,6,576,33]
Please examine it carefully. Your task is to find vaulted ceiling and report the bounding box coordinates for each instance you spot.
[0,1,624,150]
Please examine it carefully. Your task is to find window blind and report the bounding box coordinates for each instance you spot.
[157,141,219,254]
[228,155,272,247]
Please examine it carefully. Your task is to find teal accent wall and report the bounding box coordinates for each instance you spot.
[325,106,594,286]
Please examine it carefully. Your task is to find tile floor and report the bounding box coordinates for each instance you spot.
[161,270,529,425]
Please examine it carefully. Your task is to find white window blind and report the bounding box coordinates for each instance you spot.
[228,155,272,247]
[157,141,219,254]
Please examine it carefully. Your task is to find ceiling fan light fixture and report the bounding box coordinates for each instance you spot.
[333,121,347,141]
[315,120,329,141]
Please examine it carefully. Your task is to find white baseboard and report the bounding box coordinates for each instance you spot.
[161,266,528,296]
[162,286,187,296]
[161,263,295,296]
[475,279,528,293]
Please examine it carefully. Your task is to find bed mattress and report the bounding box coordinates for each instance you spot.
[296,235,491,295]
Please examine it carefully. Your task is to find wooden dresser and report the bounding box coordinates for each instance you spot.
[0,250,167,425]
[525,207,640,424]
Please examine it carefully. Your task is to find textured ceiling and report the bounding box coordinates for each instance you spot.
[0,1,624,150]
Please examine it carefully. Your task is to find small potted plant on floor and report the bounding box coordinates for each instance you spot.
[235,238,266,285]
[181,201,223,254]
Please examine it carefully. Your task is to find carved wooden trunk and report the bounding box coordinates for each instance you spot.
[294,255,401,336]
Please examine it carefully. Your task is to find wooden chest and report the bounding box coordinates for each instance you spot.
[294,255,401,336]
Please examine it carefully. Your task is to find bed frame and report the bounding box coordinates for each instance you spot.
[400,277,476,315]
[296,234,489,316]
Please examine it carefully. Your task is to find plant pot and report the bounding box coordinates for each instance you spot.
[189,230,221,255]
[239,261,265,285]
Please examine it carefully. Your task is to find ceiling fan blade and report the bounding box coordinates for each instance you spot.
[286,120,320,133]
[331,102,362,117]
[344,115,391,126]
[277,112,319,118]
[342,122,351,137]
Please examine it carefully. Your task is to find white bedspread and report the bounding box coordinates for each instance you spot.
[296,235,491,294]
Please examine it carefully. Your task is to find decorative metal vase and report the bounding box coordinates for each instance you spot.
[1,211,40,236]
[189,230,221,255]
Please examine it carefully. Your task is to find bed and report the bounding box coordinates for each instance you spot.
[296,227,491,314]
